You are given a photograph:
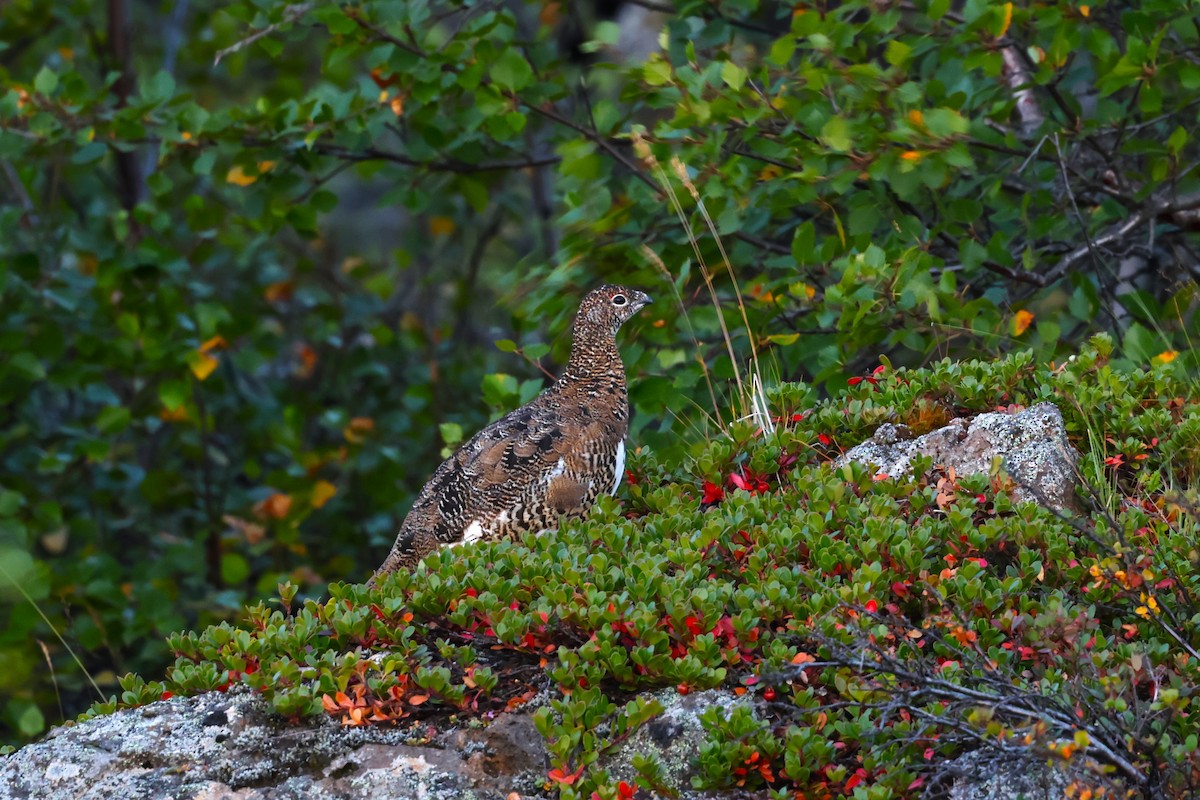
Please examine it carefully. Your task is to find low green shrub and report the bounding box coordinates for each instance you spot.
[87,340,1200,798]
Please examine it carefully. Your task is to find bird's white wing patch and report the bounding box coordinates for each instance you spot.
[463,520,486,543]
[547,457,567,480]
[611,440,625,495]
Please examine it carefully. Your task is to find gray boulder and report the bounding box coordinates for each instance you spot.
[0,687,759,800]
[837,402,1082,513]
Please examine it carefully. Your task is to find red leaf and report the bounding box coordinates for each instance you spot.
[701,480,725,505]
[729,472,750,491]
[817,433,832,446]
[548,765,585,785]
[865,599,878,613]
[845,768,867,791]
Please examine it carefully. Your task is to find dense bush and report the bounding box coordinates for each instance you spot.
[2,0,1200,749]
[89,343,1200,798]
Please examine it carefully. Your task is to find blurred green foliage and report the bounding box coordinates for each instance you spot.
[2,0,1200,748]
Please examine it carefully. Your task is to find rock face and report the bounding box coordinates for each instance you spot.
[0,689,549,800]
[837,402,1082,513]
[944,749,1123,800]
[0,688,752,800]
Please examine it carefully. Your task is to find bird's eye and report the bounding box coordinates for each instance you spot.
[611,294,628,306]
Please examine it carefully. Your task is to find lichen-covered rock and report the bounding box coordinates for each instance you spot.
[0,688,549,800]
[0,686,764,800]
[837,402,1082,513]
[597,689,750,795]
[943,749,1123,800]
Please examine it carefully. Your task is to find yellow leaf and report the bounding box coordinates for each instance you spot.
[1153,350,1178,366]
[1079,5,1090,17]
[429,216,456,236]
[226,166,257,186]
[900,150,923,163]
[1074,730,1090,749]
[1012,309,1034,336]
[311,480,337,509]
[199,335,227,353]
[907,109,924,127]
[390,95,405,117]
[997,3,1013,38]
[189,351,219,381]
[226,161,275,187]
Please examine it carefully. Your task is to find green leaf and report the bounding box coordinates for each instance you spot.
[96,405,132,435]
[820,116,852,152]
[643,58,673,86]
[768,36,796,66]
[33,67,57,95]
[439,422,463,447]
[6,352,45,381]
[721,61,748,90]
[0,491,22,517]
[494,339,518,353]
[1167,126,1188,155]
[140,70,175,105]
[220,553,250,584]
[158,379,189,411]
[490,49,533,91]
[885,40,911,67]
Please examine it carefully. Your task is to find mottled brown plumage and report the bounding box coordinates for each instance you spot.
[370,285,651,581]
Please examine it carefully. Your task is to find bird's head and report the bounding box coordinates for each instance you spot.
[576,284,652,337]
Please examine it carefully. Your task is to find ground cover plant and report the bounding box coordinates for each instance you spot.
[90,340,1200,799]
[4,0,1200,753]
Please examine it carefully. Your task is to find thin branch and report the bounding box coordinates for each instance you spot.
[621,0,783,36]
[213,2,315,66]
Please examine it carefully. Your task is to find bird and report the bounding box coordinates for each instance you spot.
[369,284,651,581]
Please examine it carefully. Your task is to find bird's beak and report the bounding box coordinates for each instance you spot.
[635,291,652,310]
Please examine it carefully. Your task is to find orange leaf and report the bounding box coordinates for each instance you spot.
[343,416,375,443]
[428,216,456,236]
[199,335,228,353]
[311,480,337,509]
[1012,309,1034,336]
[407,694,429,706]
[907,109,925,127]
[294,343,317,378]
[255,492,293,520]
[1153,350,1178,366]
[264,281,294,303]
[160,405,189,422]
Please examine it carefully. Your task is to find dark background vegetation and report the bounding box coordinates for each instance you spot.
[1,0,1199,753]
